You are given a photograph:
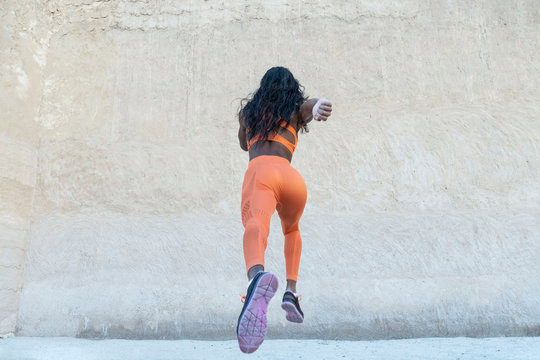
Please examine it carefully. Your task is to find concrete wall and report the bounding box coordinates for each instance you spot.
[0,1,42,337]
[1,0,539,339]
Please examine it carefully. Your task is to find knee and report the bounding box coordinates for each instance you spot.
[245,215,270,237]
[282,222,299,235]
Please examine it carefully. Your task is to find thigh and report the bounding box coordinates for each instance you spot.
[242,166,279,226]
[276,166,307,229]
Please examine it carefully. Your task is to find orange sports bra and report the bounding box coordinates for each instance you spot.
[246,122,298,154]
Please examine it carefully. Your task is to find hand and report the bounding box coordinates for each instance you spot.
[312,99,332,121]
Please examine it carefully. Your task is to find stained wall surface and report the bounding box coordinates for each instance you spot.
[1,0,539,339]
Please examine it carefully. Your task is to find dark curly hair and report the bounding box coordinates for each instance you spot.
[239,67,308,140]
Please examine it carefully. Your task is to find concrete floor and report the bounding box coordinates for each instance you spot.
[1,336,539,360]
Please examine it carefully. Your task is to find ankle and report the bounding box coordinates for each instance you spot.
[286,289,298,297]
[247,265,264,281]
[286,279,297,293]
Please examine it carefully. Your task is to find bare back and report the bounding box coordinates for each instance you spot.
[237,98,331,161]
[241,112,302,163]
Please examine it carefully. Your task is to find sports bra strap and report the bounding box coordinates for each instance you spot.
[247,122,298,154]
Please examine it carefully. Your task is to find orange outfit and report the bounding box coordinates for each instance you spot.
[247,122,298,154]
[242,123,306,281]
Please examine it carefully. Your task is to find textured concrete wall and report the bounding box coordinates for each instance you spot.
[0,1,41,337]
[1,0,539,339]
[0,137,37,338]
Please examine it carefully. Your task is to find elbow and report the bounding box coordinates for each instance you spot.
[239,141,248,151]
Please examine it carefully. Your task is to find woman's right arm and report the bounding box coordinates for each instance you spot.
[298,98,332,127]
[238,114,248,151]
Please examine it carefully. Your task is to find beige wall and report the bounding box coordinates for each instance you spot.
[1,0,539,339]
[0,0,42,337]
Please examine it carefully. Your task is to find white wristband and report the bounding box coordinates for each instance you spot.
[312,98,327,120]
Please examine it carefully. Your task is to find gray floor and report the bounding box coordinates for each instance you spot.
[1,336,540,360]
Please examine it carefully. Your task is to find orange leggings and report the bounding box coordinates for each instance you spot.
[241,155,307,282]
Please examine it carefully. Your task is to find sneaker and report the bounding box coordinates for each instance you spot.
[236,271,279,353]
[281,290,304,323]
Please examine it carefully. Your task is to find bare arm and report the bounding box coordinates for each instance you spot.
[298,98,318,126]
[298,98,332,127]
[238,114,248,151]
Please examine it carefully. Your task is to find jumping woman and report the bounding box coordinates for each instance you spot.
[235,66,332,353]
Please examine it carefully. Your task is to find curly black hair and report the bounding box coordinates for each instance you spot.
[240,66,308,140]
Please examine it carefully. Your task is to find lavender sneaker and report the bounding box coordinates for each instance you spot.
[236,271,279,353]
[281,290,304,323]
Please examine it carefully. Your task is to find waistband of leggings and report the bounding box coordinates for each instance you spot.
[248,155,290,166]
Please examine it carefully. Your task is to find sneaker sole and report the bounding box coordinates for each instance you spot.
[237,272,279,353]
[281,301,304,323]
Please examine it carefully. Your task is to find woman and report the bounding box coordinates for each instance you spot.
[235,66,332,353]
